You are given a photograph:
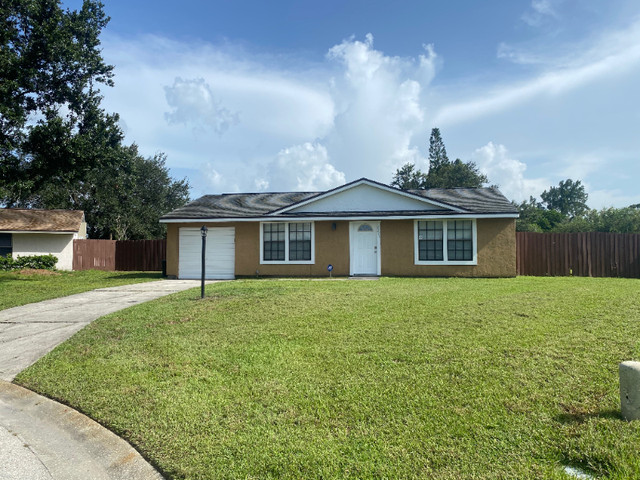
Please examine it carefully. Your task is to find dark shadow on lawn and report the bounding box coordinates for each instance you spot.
[0,276,36,282]
[106,272,162,280]
[555,408,621,424]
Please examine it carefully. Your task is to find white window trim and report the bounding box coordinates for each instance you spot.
[414,219,477,266]
[260,221,315,265]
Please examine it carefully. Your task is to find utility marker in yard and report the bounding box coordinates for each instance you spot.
[619,361,640,421]
[201,225,208,299]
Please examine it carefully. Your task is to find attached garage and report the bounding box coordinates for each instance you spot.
[178,227,235,279]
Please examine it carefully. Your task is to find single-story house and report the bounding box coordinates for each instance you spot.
[0,209,87,270]
[160,178,519,279]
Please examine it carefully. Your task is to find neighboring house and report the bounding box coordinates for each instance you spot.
[0,209,87,270]
[160,178,519,279]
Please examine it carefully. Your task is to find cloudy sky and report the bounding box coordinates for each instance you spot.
[63,0,640,208]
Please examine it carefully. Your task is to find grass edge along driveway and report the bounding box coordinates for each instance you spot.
[0,270,162,310]
[16,277,640,479]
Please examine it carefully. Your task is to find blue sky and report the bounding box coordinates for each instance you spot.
[63,0,640,207]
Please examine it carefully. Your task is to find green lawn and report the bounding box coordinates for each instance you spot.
[16,277,640,479]
[0,270,161,310]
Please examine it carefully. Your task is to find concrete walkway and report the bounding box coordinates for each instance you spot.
[0,279,213,480]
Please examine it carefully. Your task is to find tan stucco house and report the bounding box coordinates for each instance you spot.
[160,178,518,279]
[0,209,87,270]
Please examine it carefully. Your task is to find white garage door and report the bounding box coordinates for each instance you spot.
[179,227,235,279]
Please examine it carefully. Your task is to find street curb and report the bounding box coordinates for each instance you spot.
[0,381,164,480]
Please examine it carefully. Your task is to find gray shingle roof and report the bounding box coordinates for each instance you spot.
[408,187,518,214]
[160,179,517,220]
[162,192,318,219]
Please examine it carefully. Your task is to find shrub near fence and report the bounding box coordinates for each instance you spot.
[0,254,58,271]
[516,232,640,278]
[73,239,166,272]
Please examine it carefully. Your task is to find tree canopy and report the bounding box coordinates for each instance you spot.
[1,0,189,239]
[515,179,640,234]
[390,163,427,190]
[539,179,588,218]
[391,128,489,190]
[516,179,589,232]
[428,127,448,171]
[1,0,113,180]
[515,196,566,232]
[554,207,640,234]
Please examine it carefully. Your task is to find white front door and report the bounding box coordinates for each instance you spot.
[350,221,380,276]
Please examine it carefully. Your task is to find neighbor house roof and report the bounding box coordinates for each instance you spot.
[0,209,85,233]
[161,178,518,221]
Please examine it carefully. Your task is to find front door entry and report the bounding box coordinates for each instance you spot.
[350,221,380,275]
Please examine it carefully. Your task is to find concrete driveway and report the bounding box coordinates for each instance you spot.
[0,279,214,480]
[0,279,209,381]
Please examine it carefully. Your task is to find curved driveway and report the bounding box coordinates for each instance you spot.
[0,279,214,480]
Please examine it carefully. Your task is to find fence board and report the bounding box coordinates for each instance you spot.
[115,239,166,271]
[73,239,165,271]
[72,240,116,271]
[516,232,640,278]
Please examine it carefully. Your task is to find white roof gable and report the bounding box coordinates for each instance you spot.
[273,179,464,214]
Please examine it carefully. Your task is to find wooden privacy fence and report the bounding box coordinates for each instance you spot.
[516,232,640,278]
[115,239,166,271]
[73,239,166,271]
[73,239,116,271]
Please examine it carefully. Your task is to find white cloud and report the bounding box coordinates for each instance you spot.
[164,77,239,135]
[254,178,269,191]
[95,24,640,208]
[532,0,557,16]
[496,43,546,65]
[266,143,345,191]
[436,18,640,126]
[100,33,335,180]
[557,153,606,180]
[522,0,559,27]
[587,188,640,210]
[324,35,435,180]
[471,143,640,209]
[204,165,225,187]
[100,33,436,194]
[472,142,549,202]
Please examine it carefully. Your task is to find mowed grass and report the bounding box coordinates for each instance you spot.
[0,270,161,310]
[16,277,640,479]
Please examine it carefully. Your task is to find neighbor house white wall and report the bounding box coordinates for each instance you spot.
[11,233,76,270]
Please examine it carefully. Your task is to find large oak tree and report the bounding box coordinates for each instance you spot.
[1,0,189,239]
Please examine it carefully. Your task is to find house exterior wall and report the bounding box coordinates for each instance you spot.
[166,218,516,278]
[166,221,351,277]
[11,233,75,270]
[380,218,515,277]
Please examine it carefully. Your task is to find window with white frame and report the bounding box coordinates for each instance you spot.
[417,221,443,261]
[288,222,312,260]
[263,223,285,261]
[447,220,473,261]
[261,222,314,264]
[415,219,476,265]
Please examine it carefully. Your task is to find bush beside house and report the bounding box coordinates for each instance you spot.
[0,254,58,271]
